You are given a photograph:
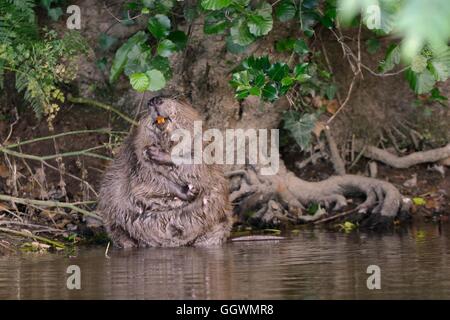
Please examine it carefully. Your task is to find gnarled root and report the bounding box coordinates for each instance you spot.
[229,161,411,230]
[360,143,450,168]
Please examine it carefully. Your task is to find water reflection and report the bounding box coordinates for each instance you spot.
[0,223,449,299]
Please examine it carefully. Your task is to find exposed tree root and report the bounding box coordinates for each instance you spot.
[360,143,450,168]
[229,160,411,229]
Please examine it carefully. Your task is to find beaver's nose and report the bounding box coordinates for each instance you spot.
[148,96,164,108]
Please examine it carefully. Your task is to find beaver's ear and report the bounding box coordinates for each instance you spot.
[148,96,164,108]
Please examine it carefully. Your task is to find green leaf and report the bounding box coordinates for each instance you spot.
[293,39,308,54]
[412,197,426,206]
[283,112,317,150]
[226,36,248,54]
[325,84,337,100]
[167,31,188,50]
[366,38,380,54]
[379,44,401,73]
[48,7,63,21]
[157,39,177,57]
[275,0,297,22]
[149,56,172,79]
[109,31,148,83]
[294,63,308,77]
[268,62,289,82]
[242,56,271,71]
[247,2,273,37]
[146,69,166,91]
[406,69,436,94]
[261,83,278,101]
[281,76,294,86]
[429,46,450,82]
[299,11,319,36]
[201,0,232,10]
[275,38,295,52]
[230,18,255,46]
[249,86,262,96]
[130,73,150,92]
[204,12,230,34]
[184,5,199,22]
[98,33,117,51]
[148,14,171,39]
[124,44,151,76]
[411,55,428,73]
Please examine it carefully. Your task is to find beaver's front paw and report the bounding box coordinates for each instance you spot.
[181,184,198,201]
[143,145,173,165]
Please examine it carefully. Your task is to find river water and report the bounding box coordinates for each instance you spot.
[0,222,449,299]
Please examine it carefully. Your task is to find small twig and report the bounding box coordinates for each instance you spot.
[327,74,357,124]
[313,208,358,225]
[2,129,126,150]
[0,227,65,249]
[67,95,138,126]
[105,241,111,259]
[0,194,102,220]
[0,145,113,162]
[325,127,346,175]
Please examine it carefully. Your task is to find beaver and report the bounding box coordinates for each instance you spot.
[98,97,233,248]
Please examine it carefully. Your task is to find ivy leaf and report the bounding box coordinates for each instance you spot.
[299,11,319,36]
[110,31,148,83]
[249,86,262,96]
[275,0,297,22]
[146,69,166,91]
[230,18,255,46]
[261,83,278,101]
[267,62,289,81]
[130,73,150,92]
[242,56,271,71]
[201,0,232,10]
[98,33,117,51]
[157,39,177,57]
[406,69,436,94]
[48,7,63,21]
[283,112,317,150]
[247,2,273,37]
[148,14,171,39]
[293,39,308,54]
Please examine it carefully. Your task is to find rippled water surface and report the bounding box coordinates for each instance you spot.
[1,223,449,299]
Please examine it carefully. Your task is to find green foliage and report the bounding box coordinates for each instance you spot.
[283,111,317,151]
[40,0,65,21]
[275,0,336,36]
[109,1,187,92]
[230,54,314,102]
[338,0,450,60]
[202,0,274,47]
[390,46,450,94]
[0,0,87,123]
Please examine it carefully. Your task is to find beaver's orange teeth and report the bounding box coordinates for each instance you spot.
[155,116,166,124]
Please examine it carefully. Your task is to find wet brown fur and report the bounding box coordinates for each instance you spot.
[98,97,232,248]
